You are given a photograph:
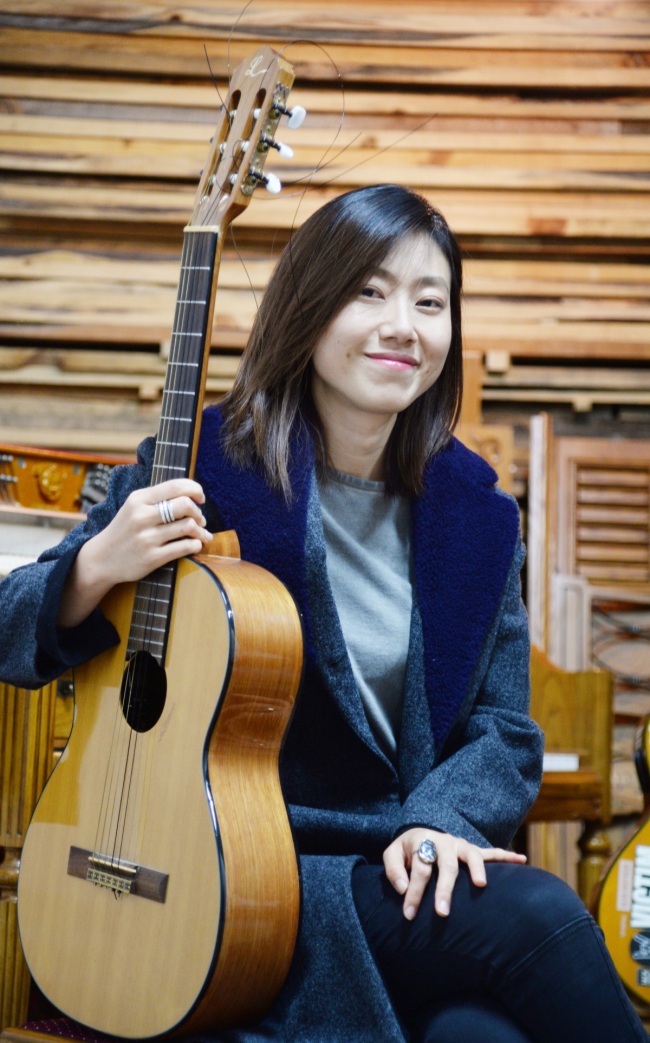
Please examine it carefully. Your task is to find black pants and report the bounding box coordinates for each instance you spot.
[352,861,647,1043]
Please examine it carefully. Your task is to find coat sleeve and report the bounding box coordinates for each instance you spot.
[0,438,155,689]
[396,539,544,849]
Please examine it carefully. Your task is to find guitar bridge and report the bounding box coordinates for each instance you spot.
[67,846,168,903]
[87,854,137,896]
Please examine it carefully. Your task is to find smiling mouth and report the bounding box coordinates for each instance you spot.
[365,353,418,369]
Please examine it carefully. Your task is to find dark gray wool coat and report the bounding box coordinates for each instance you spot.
[0,405,544,1042]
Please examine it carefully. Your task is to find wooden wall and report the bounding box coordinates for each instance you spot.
[0,1,649,492]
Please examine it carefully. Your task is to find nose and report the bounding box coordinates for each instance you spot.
[379,294,416,343]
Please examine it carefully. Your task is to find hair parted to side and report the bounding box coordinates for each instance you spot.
[220,183,463,499]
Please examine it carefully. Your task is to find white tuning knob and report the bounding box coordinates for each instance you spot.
[264,172,282,194]
[274,141,293,159]
[287,105,306,130]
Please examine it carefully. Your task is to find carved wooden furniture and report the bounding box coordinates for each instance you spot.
[0,445,129,515]
[527,413,650,891]
[529,415,650,657]
[527,646,613,902]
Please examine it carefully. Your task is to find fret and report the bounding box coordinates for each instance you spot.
[126,227,219,663]
[128,631,165,644]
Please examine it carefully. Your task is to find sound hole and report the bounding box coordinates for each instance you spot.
[120,650,167,733]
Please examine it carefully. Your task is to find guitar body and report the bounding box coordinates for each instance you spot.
[594,715,650,1010]
[18,549,303,1039]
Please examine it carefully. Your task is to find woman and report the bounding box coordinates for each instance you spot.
[0,185,645,1042]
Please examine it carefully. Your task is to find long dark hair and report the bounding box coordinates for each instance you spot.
[220,184,463,498]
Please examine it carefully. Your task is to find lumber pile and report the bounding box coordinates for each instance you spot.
[0,1,648,479]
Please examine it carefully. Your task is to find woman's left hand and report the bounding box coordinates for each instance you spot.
[383,827,527,921]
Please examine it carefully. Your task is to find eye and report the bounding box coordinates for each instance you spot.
[359,285,382,299]
[417,294,445,311]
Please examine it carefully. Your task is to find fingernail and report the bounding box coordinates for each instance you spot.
[437,899,450,916]
[404,905,416,921]
[395,876,409,895]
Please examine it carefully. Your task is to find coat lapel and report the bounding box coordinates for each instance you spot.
[197,407,386,755]
[197,410,520,757]
[412,437,520,749]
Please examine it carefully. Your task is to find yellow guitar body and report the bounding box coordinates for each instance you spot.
[18,549,302,1038]
[595,715,650,1010]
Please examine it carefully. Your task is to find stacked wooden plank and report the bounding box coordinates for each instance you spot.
[0,1,648,472]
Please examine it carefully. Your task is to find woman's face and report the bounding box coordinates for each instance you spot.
[310,233,453,432]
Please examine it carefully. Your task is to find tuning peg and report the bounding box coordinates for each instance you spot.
[269,102,307,130]
[271,140,293,159]
[237,170,283,195]
[253,103,307,129]
[286,105,306,129]
[241,137,293,160]
[262,172,282,194]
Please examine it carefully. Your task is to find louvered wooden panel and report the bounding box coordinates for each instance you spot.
[0,682,57,1031]
[556,439,650,589]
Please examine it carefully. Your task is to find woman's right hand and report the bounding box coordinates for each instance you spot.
[57,479,212,628]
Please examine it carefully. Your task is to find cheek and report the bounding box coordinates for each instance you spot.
[424,327,452,371]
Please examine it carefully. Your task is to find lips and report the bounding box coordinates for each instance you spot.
[365,352,418,368]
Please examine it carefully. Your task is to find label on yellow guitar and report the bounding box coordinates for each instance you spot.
[597,845,650,1004]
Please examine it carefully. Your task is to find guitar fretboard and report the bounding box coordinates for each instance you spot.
[127,229,219,662]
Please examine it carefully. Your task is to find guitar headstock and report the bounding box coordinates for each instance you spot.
[188,46,297,232]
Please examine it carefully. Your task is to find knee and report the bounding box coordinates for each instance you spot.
[492,864,590,943]
[414,997,531,1043]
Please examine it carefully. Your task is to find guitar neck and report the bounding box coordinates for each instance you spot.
[124,44,297,666]
[128,228,221,662]
[151,228,222,485]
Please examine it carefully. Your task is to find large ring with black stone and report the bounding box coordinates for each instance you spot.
[417,838,438,865]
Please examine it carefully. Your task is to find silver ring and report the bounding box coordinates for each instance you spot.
[417,839,438,865]
[157,499,175,525]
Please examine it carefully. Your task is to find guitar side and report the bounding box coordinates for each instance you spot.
[17,552,302,1039]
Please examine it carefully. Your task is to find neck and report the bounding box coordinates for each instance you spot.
[320,412,396,481]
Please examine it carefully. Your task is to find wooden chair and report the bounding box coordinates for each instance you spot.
[527,645,613,903]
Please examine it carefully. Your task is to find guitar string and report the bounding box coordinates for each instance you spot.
[114,233,195,869]
[90,229,194,872]
[112,69,286,868]
[91,51,305,875]
[109,228,209,873]
[91,64,301,876]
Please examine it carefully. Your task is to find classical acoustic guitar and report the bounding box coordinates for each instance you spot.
[17,47,304,1040]
[594,713,650,1010]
